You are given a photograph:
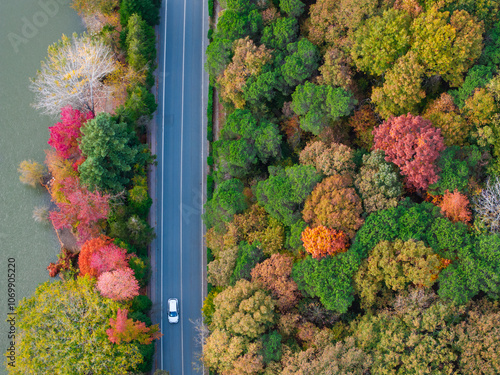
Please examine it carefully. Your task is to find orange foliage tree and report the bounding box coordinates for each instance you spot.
[439,189,472,223]
[78,235,114,277]
[302,175,364,238]
[301,225,350,259]
[251,254,301,312]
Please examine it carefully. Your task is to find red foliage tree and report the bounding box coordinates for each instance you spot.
[301,225,350,259]
[49,176,110,244]
[47,248,78,278]
[251,254,301,312]
[373,113,445,190]
[48,105,93,159]
[106,308,162,345]
[439,189,472,224]
[78,235,114,277]
[90,243,129,276]
[96,267,140,301]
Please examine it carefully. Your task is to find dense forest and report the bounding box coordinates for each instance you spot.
[202,0,500,373]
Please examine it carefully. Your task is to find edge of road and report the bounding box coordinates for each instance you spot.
[149,0,210,372]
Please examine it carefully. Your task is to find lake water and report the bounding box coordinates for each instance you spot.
[0,1,83,372]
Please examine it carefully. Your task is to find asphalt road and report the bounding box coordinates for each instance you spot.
[152,0,208,372]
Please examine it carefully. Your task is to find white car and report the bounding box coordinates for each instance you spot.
[168,298,179,324]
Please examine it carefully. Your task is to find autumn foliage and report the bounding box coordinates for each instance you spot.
[251,254,301,312]
[373,113,445,190]
[79,235,114,277]
[439,189,472,224]
[96,267,140,301]
[48,106,93,160]
[302,174,364,238]
[301,225,349,259]
[90,243,130,276]
[106,308,162,345]
[49,176,110,243]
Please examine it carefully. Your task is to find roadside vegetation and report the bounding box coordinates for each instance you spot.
[9,0,167,374]
[202,0,500,373]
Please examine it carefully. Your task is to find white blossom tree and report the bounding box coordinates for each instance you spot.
[30,32,116,116]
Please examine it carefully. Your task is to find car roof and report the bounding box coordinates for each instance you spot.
[168,299,177,308]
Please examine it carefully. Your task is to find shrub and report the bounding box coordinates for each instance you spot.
[131,294,153,314]
[129,256,150,287]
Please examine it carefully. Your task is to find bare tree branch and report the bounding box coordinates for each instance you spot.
[473,177,500,233]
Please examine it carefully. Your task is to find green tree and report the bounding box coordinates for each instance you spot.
[281,39,320,88]
[429,145,482,195]
[349,199,442,258]
[261,17,298,50]
[438,233,500,303]
[255,165,322,226]
[205,38,233,79]
[79,112,149,193]
[125,14,156,71]
[7,277,142,374]
[279,0,305,18]
[128,175,152,218]
[230,241,265,285]
[123,85,157,121]
[355,150,404,214]
[351,9,412,76]
[215,109,281,178]
[259,331,282,364]
[215,9,262,42]
[203,178,248,231]
[411,7,484,86]
[287,219,307,253]
[291,82,355,135]
[450,65,494,108]
[120,0,160,26]
[292,251,360,313]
